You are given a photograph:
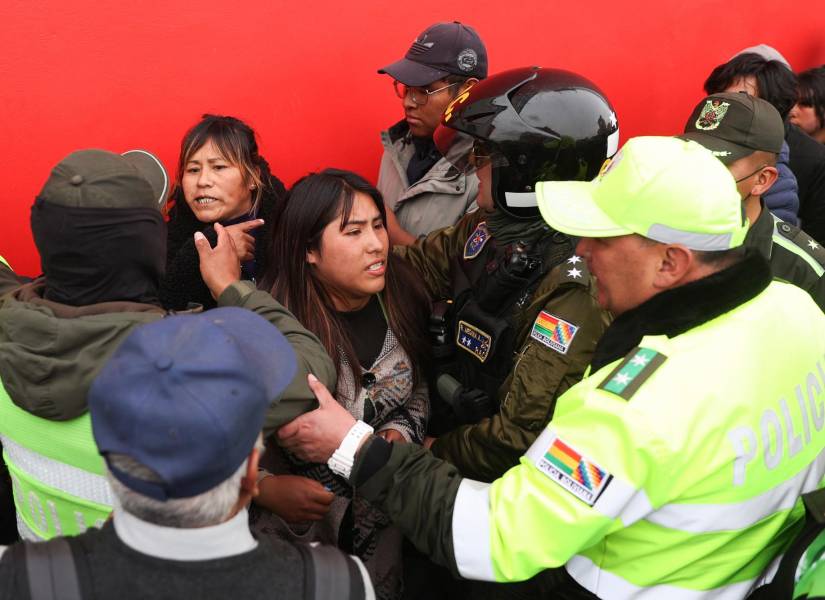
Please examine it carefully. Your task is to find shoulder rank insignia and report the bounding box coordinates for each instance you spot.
[598,346,667,400]
[457,320,492,362]
[559,254,590,284]
[530,311,579,354]
[774,219,825,272]
[463,221,490,260]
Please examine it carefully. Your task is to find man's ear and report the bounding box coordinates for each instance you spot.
[241,447,261,498]
[654,244,694,289]
[751,166,779,197]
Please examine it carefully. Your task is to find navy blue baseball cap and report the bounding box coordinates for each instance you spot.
[89,308,297,501]
[378,21,487,87]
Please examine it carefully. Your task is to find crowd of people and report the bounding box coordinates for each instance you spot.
[1,20,825,600]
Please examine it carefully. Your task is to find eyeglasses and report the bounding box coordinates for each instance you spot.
[468,139,493,169]
[393,80,461,106]
[734,164,768,183]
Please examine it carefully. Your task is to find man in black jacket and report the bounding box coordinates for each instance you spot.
[682,92,825,310]
[704,50,825,243]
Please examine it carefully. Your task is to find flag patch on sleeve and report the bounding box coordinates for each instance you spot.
[535,434,611,506]
[463,222,490,259]
[530,311,579,354]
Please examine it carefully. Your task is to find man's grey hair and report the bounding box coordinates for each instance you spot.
[106,435,263,528]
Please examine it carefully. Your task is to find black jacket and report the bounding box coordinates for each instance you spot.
[787,124,825,244]
[160,175,286,310]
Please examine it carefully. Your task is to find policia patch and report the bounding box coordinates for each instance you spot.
[598,347,667,399]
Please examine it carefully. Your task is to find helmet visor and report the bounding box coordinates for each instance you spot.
[433,125,510,174]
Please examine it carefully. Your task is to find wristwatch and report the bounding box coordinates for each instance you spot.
[328,420,374,479]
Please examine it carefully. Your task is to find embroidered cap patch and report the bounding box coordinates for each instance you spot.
[695,100,730,131]
[456,320,492,362]
[530,311,579,354]
[463,222,490,260]
[535,434,611,506]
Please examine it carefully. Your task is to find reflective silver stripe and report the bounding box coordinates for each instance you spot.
[566,554,764,599]
[525,428,654,525]
[451,479,496,581]
[1,435,113,507]
[648,446,825,533]
[646,224,733,251]
[16,511,40,541]
[504,191,538,208]
[351,556,377,600]
[771,216,825,276]
[607,128,620,157]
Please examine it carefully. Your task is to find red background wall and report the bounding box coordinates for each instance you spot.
[2,0,824,276]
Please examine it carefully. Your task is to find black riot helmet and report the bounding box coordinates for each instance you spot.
[434,66,619,220]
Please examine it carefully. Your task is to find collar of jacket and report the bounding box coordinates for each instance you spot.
[12,278,168,317]
[743,201,774,261]
[485,208,553,246]
[387,119,411,144]
[385,119,475,165]
[589,250,771,372]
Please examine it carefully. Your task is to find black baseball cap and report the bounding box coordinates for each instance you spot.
[378,21,487,87]
[680,92,784,165]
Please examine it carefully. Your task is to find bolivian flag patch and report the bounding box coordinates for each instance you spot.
[536,434,611,506]
[530,311,578,354]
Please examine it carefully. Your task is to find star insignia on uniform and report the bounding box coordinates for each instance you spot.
[808,239,820,250]
[567,255,582,265]
[630,355,649,367]
[613,372,631,386]
[567,268,582,279]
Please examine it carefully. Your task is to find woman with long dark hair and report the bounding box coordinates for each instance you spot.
[161,114,286,310]
[254,169,430,600]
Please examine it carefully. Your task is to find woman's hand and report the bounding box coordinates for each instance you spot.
[278,374,357,462]
[255,475,334,523]
[195,223,241,299]
[224,219,264,262]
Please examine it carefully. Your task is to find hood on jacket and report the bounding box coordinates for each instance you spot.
[0,281,166,421]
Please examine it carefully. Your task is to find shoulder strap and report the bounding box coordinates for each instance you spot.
[24,538,82,600]
[298,543,368,600]
[771,215,825,276]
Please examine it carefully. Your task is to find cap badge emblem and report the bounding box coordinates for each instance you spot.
[696,100,730,131]
[457,48,478,72]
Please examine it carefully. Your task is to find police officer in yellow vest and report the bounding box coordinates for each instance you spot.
[280,136,825,599]
[0,150,335,541]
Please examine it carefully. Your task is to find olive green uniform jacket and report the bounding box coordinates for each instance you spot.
[397,211,609,481]
[748,204,825,311]
[0,280,335,436]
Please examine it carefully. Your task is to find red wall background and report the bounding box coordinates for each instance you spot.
[2,0,824,276]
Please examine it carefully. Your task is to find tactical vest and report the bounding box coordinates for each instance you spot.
[431,222,574,426]
[0,382,112,541]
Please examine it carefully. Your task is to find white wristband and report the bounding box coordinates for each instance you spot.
[327,420,374,479]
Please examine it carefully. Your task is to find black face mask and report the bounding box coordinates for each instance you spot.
[31,198,166,306]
